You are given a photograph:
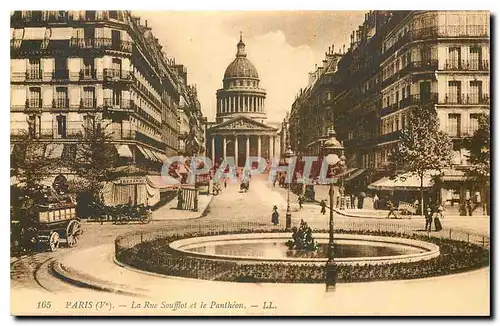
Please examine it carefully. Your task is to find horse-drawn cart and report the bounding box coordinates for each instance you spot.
[36,202,83,251]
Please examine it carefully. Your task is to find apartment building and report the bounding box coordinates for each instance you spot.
[10,11,203,174]
[288,10,490,211]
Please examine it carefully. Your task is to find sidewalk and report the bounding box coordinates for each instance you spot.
[152,194,213,221]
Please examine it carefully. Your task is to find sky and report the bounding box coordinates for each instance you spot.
[134,11,366,123]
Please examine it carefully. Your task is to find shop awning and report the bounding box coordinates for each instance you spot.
[143,147,160,162]
[115,144,133,158]
[149,150,162,163]
[336,168,358,178]
[344,168,367,182]
[146,175,180,190]
[368,171,440,191]
[137,145,153,161]
[44,143,64,159]
[155,152,167,163]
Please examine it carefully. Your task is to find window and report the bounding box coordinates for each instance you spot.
[55,87,68,108]
[83,87,95,108]
[448,114,461,137]
[447,81,461,103]
[448,47,461,69]
[54,56,68,79]
[29,87,41,108]
[28,58,41,79]
[85,11,96,20]
[28,115,41,138]
[56,115,67,138]
[469,47,481,70]
[109,11,118,19]
[469,80,482,104]
[111,58,121,78]
[112,89,121,106]
[470,114,481,135]
[82,57,94,78]
[111,30,121,49]
[83,115,95,131]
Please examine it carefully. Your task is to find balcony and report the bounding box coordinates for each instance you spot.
[52,69,69,80]
[69,37,132,52]
[380,102,399,116]
[52,98,70,109]
[445,125,480,138]
[26,70,42,81]
[443,59,489,71]
[407,60,439,72]
[441,94,490,105]
[103,98,134,112]
[80,98,97,109]
[106,128,136,140]
[79,68,97,80]
[103,69,132,82]
[11,128,83,140]
[25,99,42,110]
[410,25,488,40]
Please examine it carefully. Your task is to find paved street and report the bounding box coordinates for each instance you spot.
[11,173,490,315]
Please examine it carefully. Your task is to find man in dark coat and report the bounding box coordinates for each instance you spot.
[320,200,326,215]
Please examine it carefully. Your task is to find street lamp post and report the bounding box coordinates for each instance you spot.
[284,147,294,231]
[323,128,346,291]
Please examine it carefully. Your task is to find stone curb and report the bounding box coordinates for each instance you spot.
[152,195,215,221]
[51,259,145,297]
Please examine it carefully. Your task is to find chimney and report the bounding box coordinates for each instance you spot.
[145,20,148,27]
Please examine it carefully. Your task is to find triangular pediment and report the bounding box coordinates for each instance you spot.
[209,115,277,132]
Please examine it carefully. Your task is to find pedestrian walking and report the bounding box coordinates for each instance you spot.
[298,195,304,210]
[353,196,358,210]
[387,200,398,219]
[434,206,443,231]
[320,200,327,215]
[425,207,433,231]
[466,199,473,216]
[271,205,279,226]
[373,193,379,210]
[224,179,227,188]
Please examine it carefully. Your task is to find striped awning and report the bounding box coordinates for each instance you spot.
[143,147,159,162]
[137,145,153,160]
[155,152,167,163]
[115,144,133,158]
[44,143,64,159]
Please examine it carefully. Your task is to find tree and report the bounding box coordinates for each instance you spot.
[389,106,453,216]
[465,114,490,214]
[70,119,119,209]
[11,133,54,188]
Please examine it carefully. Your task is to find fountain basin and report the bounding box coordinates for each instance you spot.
[169,233,440,266]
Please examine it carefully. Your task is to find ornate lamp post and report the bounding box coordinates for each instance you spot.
[284,146,295,230]
[323,128,346,291]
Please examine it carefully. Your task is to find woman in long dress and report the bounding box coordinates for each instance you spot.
[271,205,279,226]
[434,206,443,231]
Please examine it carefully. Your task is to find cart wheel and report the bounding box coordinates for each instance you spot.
[49,231,60,252]
[66,220,81,247]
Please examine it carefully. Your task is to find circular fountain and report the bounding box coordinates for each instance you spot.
[169,233,440,266]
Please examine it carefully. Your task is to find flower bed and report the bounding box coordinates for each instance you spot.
[116,229,489,283]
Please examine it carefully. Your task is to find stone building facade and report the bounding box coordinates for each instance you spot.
[207,35,278,168]
[288,10,490,211]
[10,10,204,173]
